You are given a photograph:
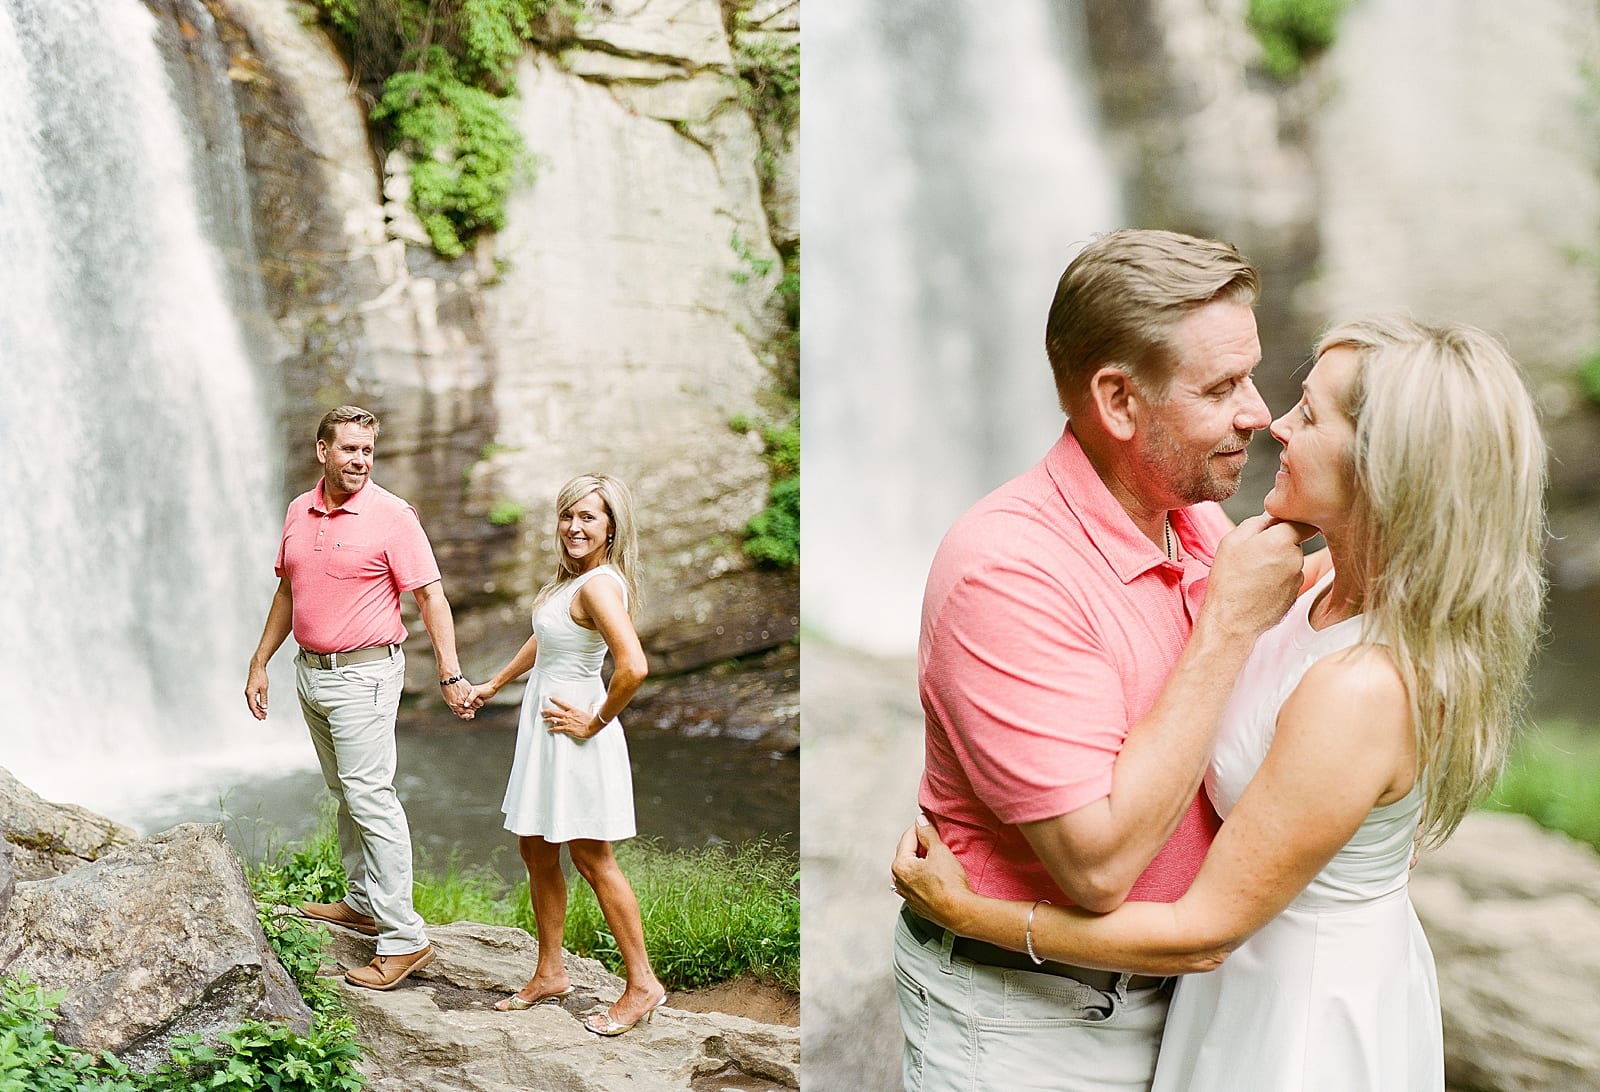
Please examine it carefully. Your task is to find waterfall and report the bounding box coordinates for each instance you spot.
[803,1,1124,653]
[0,0,305,817]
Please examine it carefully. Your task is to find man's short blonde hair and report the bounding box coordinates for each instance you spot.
[1044,229,1260,411]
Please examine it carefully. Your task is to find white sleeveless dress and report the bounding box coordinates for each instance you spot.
[1152,571,1444,1091]
[500,566,637,843]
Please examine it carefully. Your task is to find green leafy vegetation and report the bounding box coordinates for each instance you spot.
[726,2,798,196]
[731,414,799,568]
[0,963,363,1092]
[1577,350,1600,406]
[1481,719,1600,853]
[372,62,530,257]
[305,0,579,256]
[487,498,526,526]
[1246,0,1349,80]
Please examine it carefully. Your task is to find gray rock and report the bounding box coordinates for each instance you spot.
[0,765,136,881]
[308,918,798,1091]
[0,837,12,924]
[1413,812,1600,1091]
[0,822,310,1070]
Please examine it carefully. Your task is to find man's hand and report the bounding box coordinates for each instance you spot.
[441,677,475,720]
[1203,513,1319,641]
[245,665,270,720]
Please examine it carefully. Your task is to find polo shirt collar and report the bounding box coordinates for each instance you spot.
[1047,425,1205,584]
[312,478,369,515]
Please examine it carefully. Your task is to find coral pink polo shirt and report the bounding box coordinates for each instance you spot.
[275,479,442,654]
[918,427,1230,905]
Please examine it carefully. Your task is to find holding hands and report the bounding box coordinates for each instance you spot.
[463,681,498,713]
[441,676,476,720]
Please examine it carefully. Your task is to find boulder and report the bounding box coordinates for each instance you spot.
[0,822,310,1070]
[0,837,12,924]
[1412,812,1600,1090]
[0,765,136,881]
[309,918,798,1091]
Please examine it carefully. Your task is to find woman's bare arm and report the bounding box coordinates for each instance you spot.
[893,645,1414,975]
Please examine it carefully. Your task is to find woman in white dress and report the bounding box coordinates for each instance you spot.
[467,473,667,1035]
[892,316,1547,1089]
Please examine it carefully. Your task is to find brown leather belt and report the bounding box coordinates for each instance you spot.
[901,906,1167,992]
[296,643,399,670]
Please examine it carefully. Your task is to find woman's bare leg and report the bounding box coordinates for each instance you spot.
[569,838,665,1026]
[501,835,573,1005]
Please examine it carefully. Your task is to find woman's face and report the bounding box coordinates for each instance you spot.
[559,490,612,568]
[1264,346,1360,535]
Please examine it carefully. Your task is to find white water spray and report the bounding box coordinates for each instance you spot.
[0,0,309,818]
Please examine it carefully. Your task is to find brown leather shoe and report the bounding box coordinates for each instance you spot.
[298,900,378,936]
[344,944,435,991]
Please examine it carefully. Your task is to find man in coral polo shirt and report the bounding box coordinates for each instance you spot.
[245,405,474,991]
[894,230,1318,1090]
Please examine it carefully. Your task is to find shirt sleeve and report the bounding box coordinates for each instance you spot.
[273,503,294,579]
[383,505,443,592]
[923,544,1131,827]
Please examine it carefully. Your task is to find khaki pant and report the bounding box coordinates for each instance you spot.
[296,651,429,955]
[894,908,1170,1092]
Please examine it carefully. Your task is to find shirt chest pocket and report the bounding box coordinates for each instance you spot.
[325,540,377,579]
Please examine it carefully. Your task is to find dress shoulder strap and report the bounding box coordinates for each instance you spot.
[570,564,629,609]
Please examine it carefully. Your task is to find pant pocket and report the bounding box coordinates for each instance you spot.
[892,948,932,1091]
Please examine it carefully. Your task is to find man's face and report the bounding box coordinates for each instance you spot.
[317,422,376,501]
[1133,300,1270,506]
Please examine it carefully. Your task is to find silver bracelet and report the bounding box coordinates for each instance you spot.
[1025,899,1051,965]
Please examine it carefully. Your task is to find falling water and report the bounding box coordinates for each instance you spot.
[0,0,305,816]
[803,0,1124,653]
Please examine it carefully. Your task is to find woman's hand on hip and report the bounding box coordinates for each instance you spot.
[544,695,603,740]
[891,815,976,931]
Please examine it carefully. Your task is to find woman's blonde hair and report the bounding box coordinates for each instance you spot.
[531,473,640,615]
[1318,315,1547,847]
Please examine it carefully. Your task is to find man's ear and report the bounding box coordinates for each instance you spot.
[315,439,329,466]
[1088,366,1139,441]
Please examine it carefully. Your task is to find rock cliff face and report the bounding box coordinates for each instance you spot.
[193,0,797,697]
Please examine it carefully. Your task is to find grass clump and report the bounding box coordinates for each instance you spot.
[251,808,799,993]
[564,838,799,991]
[1481,719,1600,852]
